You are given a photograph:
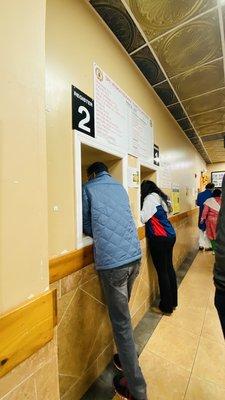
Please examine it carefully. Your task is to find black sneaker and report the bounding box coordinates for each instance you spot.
[113,374,147,400]
[113,353,123,371]
[199,246,204,251]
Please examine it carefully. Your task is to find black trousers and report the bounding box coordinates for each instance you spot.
[215,288,225,339]
[149,236,177,313]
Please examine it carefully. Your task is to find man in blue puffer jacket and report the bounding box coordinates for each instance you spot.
[82,162,147,400]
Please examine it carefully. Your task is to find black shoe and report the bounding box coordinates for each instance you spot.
[205,247,212,251]
[113,353,123,371]
[151,306,173,316]
[113,374,147,400]
[199,246,204,251]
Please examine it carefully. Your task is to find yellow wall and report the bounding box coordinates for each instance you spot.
[46,0,205,258]
[207,162,225,182]
[0,0,48,312]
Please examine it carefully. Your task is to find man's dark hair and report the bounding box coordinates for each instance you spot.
[87,162,108,177]
[206,183,215,190]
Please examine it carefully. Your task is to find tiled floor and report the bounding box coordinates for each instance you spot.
[113,251,225,400]
[82,251,225,400]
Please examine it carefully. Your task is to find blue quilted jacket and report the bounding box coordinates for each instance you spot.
[82,172,141,270]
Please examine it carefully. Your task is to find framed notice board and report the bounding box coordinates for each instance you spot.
[211,171,225,188]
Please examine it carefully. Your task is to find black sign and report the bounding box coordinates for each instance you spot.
[154,144,160,166]
[72,86,95,137]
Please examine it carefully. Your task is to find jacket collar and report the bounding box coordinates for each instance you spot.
[89,171,110,181]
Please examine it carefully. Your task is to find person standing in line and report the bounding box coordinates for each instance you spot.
[141,180,177,315]
[201,189,222,254]
[214,175,225,338]
[82,162,147,400]
[196,183,215,250]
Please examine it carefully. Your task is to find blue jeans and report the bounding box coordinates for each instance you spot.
[99,260,147,400]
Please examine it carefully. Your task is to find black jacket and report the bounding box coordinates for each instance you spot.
[214,175,225,291]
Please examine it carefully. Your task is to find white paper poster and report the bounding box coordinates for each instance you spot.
[128,167,140,188]
[157,161,172,189]
[94,64,154,163]
[211,171,225,188]
[94,65,127,151]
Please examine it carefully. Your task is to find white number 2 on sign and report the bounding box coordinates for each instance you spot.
[78,106,91,133]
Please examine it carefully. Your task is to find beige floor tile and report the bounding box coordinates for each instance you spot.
[178,285,209,308]
[35,356,60,400]
[179,275,211,293]
[201,307,224,343]
[207,288,216,310]
[183,274,212,290]
[140,350,190,400]
[2,378,36,400]
[145,320,199,371]
[162,303,205,336]
[185,376,225,400]
[192,337,225,387]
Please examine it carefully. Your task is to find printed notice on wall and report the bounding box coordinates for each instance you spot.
[128,167,140,188]
[94,64,154,163]
[157,161,172,189]
[172,184,180,214]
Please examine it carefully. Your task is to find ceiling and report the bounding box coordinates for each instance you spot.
[89,0,225,164]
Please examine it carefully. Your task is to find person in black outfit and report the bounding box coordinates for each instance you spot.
[141,181,177,315]
[214,175,225,338]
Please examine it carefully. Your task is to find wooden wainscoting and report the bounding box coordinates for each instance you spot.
[0,289,57,378]
[49,208,198,283]
[49,227,146,283]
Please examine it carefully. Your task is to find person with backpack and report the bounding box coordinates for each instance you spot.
[141,180,177,315]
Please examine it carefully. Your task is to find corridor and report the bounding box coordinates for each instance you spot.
[113,252,225,400]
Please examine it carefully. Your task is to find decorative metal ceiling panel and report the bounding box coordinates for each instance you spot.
[167,103,187,120]
[89,0,225,163]
[131,45,166,85]
[190,107,225,128]
[90,0,145,53]
[177,118,193,131]
[204,140,225,162]
[153,81,178,106]
[126,0,217,41]
[197,122,225,136]
[170,59,224,100]
[202,132,225,142]
[182,88,225,116]
[151,10,222,77]
[185,129,197,139]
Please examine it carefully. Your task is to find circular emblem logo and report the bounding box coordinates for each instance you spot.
[95,67,103,82]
